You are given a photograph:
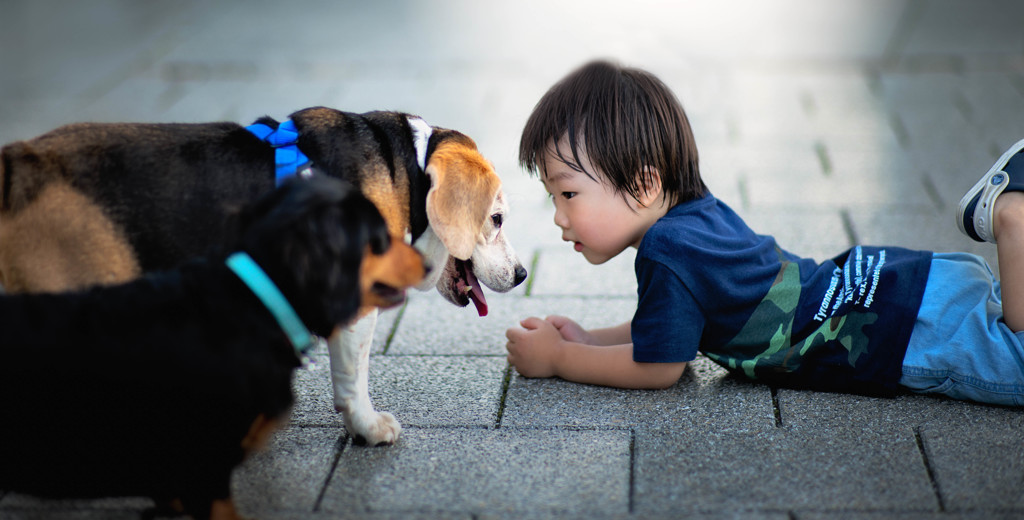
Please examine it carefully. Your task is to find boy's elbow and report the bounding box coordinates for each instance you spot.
[646,376,680,390]
[641,361,687,389]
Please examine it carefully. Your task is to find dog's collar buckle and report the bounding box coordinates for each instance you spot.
[245,119,314,186]
[226,252,313,356]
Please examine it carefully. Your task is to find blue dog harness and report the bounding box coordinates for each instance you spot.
[245,119,314,186]
[226,252,313,356]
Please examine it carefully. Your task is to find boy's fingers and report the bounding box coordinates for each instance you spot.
[519,316,544,329]
[505,327,524,341]
[545,315,571,329]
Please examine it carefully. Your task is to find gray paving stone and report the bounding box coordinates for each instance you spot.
[232,425,341,517]
[775,387,1014,432]
[918,415,1024,511]
[290,351,505,428]
[319,428,631,515]
[797,512,1020,520]
[366,355,507,427]
[503,356,775,432]
[288,353,343,427]
[777,389,1024,515]
[386,293,518,356]
[633,425,937,514]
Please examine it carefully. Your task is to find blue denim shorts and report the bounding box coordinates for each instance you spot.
[900,253,1024,406]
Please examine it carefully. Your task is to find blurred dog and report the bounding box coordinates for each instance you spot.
[0,176,425,520]
[0,107,526,445]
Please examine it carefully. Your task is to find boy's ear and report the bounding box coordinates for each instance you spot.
[637,167,663,208]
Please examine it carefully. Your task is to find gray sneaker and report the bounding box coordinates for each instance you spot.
[956,138,1024,243]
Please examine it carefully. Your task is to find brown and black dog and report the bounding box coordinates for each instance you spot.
[0,107,526,445]
[0,176,425,520]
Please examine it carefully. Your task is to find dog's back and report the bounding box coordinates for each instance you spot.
[4,121,278,266]
[0,111,427,294]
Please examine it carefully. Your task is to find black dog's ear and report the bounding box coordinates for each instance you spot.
[287,182,390,328]
[232,176,388,334]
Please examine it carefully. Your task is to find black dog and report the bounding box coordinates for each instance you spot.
[0,176,425,520]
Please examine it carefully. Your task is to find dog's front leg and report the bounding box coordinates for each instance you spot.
[327,309,401,446]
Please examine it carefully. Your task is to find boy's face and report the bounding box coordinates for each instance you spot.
[540,135,653,265]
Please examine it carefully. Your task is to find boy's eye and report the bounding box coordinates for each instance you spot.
[562,192,576,200]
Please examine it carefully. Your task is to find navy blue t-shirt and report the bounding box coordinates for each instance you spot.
[631,194,932,395]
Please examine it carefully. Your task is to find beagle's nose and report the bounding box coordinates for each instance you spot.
[513,264,528,287]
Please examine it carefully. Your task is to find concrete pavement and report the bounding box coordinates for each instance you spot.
[2,1,1023,518]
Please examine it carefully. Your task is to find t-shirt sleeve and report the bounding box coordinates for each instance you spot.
[631,258,703,363]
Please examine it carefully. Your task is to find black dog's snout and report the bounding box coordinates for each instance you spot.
[513,265,528,287]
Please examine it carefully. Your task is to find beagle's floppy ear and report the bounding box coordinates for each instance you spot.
[424,137,501,260]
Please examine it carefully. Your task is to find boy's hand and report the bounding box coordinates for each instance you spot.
[505,317,565,378]
[544,315,594,344]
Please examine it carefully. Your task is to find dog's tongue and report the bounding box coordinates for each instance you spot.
[464,266,488,317]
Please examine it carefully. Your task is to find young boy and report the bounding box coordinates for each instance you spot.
[505,59,1024,406]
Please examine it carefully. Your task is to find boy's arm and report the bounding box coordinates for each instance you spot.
[506,317,686,390]
[552,342,687,389]
[546,315,632,346]
[584,321,632,346]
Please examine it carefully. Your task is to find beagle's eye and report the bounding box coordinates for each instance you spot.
[491,213,503,228]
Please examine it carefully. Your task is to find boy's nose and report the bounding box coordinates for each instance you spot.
[552,208,569,230]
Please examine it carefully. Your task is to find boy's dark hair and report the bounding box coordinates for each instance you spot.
[519,60,705,207]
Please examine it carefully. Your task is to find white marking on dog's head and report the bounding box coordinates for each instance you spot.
[407,117,433,172]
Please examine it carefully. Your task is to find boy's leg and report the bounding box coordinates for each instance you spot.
[958,139,1024,330]
[995,192,1024,331]
[901,253,1024,406]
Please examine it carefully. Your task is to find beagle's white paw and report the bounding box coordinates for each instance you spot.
[340,407,401,446]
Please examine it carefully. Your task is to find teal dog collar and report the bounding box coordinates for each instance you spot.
[226,252,313,355]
